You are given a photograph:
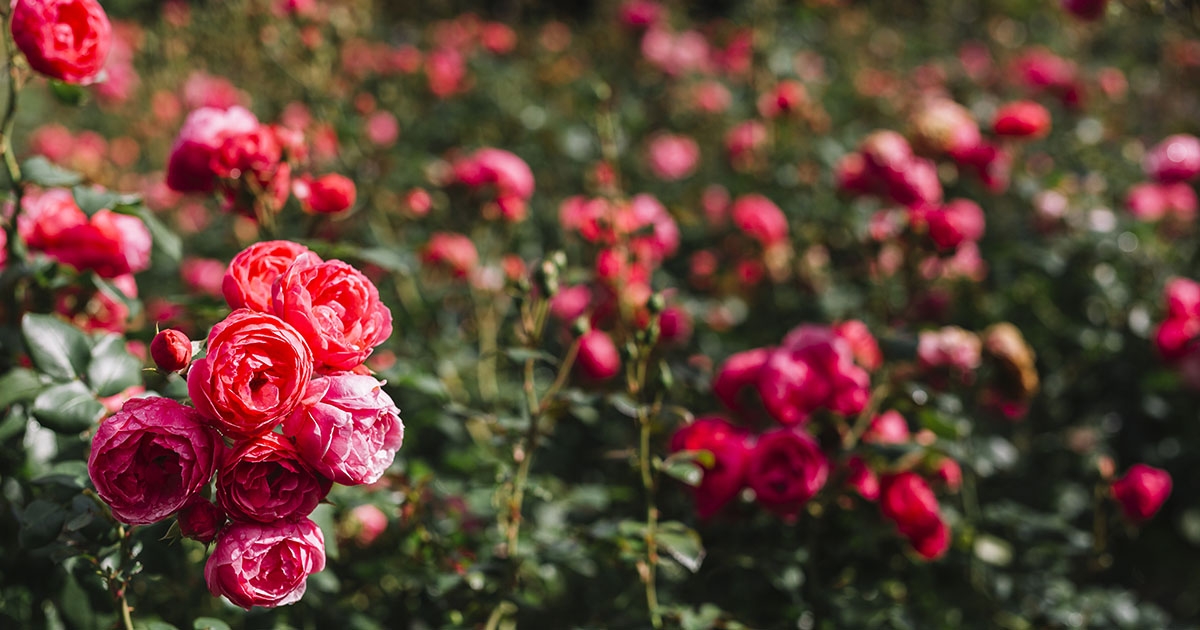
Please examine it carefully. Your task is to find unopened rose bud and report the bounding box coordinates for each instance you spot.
[535,260,559,297]
[151,329,192,373]
[647,293,666,315]
[177,496,226,544]
[577,330,621,381]
[571,316,591,336]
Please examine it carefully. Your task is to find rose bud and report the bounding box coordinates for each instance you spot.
[880,471,949,560]
[283,372,404,486]
[87,398,221,525]
[846,456,880,501]
[1144,134,1200,183]
[1062,0,1107,20]
[576,330,621,381]
[746,427,829,519]
[1111,464,1172,523]
[151,328,192,373]
[188,309,315,440]
[272,252,393,371]
[926,198,985,250]
[345,504,389,547]
[11,0,112,85]
[222,240,315,312]
[177,497,226,544]
[992,101,1051,138]
[205,518,326,609]
[294,173,357,214]
[862,410,911,445]
[669,417,752,518]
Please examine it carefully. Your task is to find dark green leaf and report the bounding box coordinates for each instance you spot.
[19,499,66,549]
[192,618,232,630]
[73,186,140,217]
[21,156,83,187]
[0,368,46,409]
[21,313,92,381]
[32,381,105,433]
[87,334,142,397]
[656,521,706,573]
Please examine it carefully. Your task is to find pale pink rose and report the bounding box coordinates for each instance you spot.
[283,373,404,486]
[646,133,700,181]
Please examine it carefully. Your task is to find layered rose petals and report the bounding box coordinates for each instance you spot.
[205,518,326,609]
[216,433,332,523]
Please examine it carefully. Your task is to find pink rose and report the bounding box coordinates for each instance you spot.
[712,347,772,413]
[46,208,151,278]
[992,100,1051,138]
[918,326,982,373]
[862,410,910,445]
[731,194,788,246]
[11,0,112,85]
[294,173,357,214]
[422,232,479,279]
[646,133,700,181]
[1144,134,1200,183]
[576,330,621,381]
[222,240,315,312]
[205,518,326,609]
[283,373,403,486]
[846,456,880,501]
[669,417,751,518]
[272,253,393,370]
[746,428,828,518]
[756,325,871,425]
[216,432,331,523]
[87,398,220,525]
[880,472,949,560]
[833,320,882,371]
[188,309,315,440]
[346,504,389,547]
[1111,464,1172,523]
[167,106,260,193]
[925,199,985,250]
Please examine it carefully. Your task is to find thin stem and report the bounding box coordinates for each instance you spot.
[119,591,134,630]
[638,405,662,628]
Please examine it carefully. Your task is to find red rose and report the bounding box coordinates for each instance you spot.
[187,309,315,440]
[222,240,315,312]
[271,253,393,371]
[87,398,221,525]
[926,199,985,250]
[294,173,357,214]
[712,347,772,413]
[283,372,403,486]
[880,472,949,560]
[177,497,226,544]
[746,428,828,518]
[205,518,326,609]
[1111,464,1172,523]
[151,328,192,373]
[422,232,479,279]
[11,0,112,85]
[756,325,871,425]
[669,417,752,518]
[216,432,331,523]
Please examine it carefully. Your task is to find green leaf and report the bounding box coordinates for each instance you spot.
[22,313,92,381]
[354,247,414,274]
[503,347,559,365]
[49,80,87,106]
[73,186,140,217]
[19,499,66,548]
[21,156,83,187]
[0,368,46,409]
[87,334,141,397]
[656,521,706,573]
[192,618,232,630]
[32,381,105,433]
[657,451,710,487]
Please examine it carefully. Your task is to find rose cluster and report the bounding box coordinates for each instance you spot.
[669,321,959,559]
[166,105,358,218]
[87,239,401,609]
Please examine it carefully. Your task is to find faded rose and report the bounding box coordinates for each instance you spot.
[272,253,392,371]
[11,0,112,84]
[216,432,331,523]
[87,397,220,525]
[222,240,315,312]
[188,309,314,440]
[746,428,828,518]
[283,372,403,486]
[205,518,326,609]
[669,417,752,518]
